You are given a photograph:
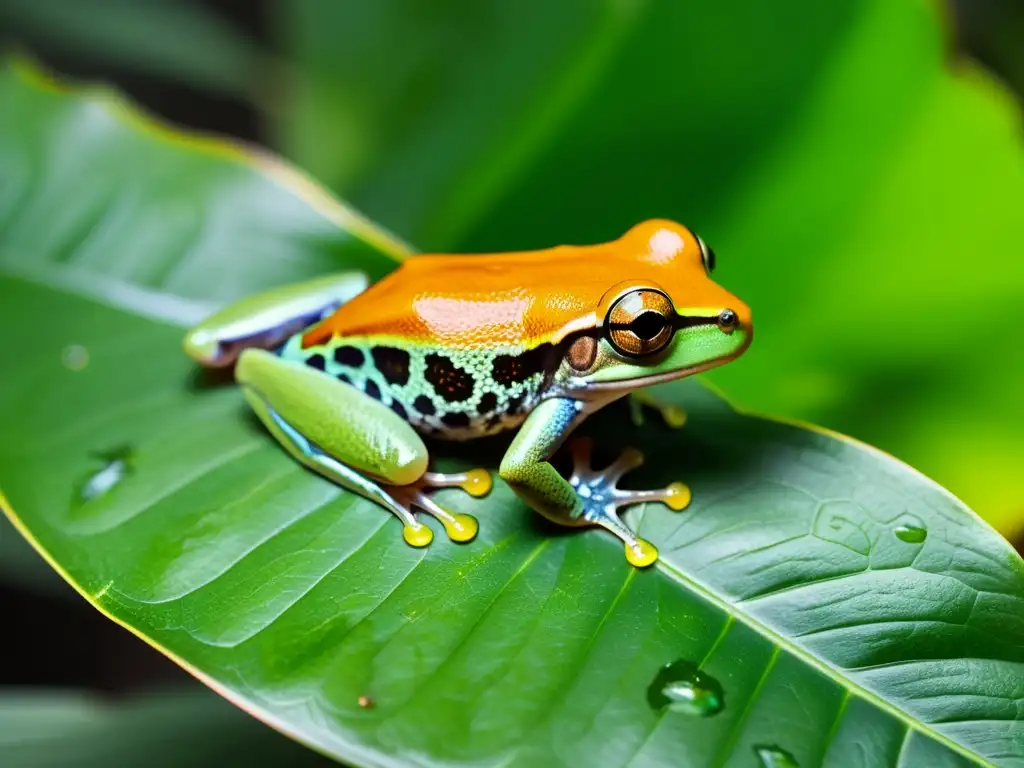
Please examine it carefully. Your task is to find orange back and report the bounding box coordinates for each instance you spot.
[302,220,742,350]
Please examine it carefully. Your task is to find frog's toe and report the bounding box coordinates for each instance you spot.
[410,491,479,543]
[402,521,434,548]
[568,439,644,490]
[422,468,493,498]
[659,403,688,430]
[625,538,659,568]
[599,446,645,483]
[616,480,692,512]
[566,439,691,568]
[629,391,687,430]
[388,468,487,545]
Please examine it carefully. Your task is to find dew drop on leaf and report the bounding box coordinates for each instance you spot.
[61,344,89,371]
[754,744,799,767]
[894,524,927,544]
[74,445,134,505]
[646,659,724,716]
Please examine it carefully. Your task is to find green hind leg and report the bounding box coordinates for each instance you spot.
[237,350,490,546]
[183,271,370,367]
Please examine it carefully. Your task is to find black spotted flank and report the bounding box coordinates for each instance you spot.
[371,346,411,386]
[337,372,352,385]
[441,412,471,429]
[334,345,365,367]
[425,354,475,402]
[492,344,551,387]
[305,353,327,371]
[364,380,382,401]
[477,391,498,414]
[413,395,436,416]
[390,399,408,420]
[507,394,525,414]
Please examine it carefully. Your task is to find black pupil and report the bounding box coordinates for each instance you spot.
[630,311,667,340]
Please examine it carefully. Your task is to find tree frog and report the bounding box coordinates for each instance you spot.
[183,220,752,567]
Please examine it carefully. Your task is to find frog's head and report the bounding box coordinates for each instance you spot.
[559,220,752,396]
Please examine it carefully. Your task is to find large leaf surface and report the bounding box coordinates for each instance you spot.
[2,63,1023,767]
[277,0,1024,536]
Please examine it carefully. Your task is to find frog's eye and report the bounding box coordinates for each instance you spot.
[606,289,675,357]
[697,236,716,274]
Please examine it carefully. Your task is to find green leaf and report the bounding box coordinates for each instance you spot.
[0,687,331,767]
[277,0,1024,536]
[0,0,273,103]
[2,62,1022,767]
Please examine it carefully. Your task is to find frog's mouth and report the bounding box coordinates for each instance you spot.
[581,357,736,394]
[579,320,753,395]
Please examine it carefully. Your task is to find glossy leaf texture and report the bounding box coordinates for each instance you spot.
[2,63,1023,768]
[277,0,1024,536]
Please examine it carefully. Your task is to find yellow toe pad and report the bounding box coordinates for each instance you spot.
[403,523,434,547]
[626,539,659,568]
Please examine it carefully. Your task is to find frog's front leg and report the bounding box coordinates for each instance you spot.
[499,398,689,568]
[184,272,369,367]
[237,349,490,547]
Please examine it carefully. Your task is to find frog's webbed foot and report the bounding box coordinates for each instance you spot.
[387,469,492,547]
[628,390,687,430]
[567,438,690,568]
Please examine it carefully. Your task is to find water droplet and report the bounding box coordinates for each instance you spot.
[647,659,724,717]
[74,446,134,505]
[357,695,375,709]
[894,524,927,544]
[62,344,89,371]
[754,745,799,767]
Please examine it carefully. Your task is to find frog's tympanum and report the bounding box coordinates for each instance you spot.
[183,220,752,567]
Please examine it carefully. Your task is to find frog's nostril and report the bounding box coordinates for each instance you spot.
[717,309,739,333]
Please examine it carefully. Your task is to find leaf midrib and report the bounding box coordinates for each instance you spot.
[653,554,988,766]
